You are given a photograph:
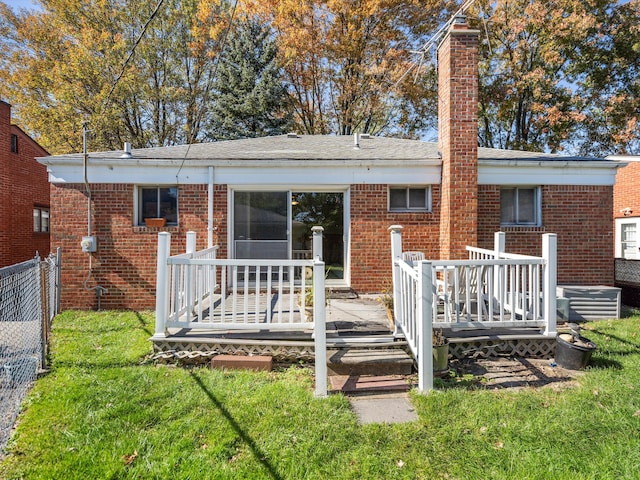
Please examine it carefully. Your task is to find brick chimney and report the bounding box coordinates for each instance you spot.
[437,16,480,259]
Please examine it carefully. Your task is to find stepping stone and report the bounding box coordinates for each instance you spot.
[349,393,418,424]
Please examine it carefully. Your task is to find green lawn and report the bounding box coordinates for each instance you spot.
[1,310,640,479]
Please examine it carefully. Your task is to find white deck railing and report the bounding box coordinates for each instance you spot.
[390,226,558,393]
[153,229,328,397]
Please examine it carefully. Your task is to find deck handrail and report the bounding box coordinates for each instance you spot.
[153,229,328,397]
[390,226,558,393]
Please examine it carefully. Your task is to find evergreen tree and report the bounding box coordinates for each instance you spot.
[207,20,292,140]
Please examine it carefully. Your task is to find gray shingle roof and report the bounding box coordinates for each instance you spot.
[43,134,604,162]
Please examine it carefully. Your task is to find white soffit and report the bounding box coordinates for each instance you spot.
[478,160,620,186]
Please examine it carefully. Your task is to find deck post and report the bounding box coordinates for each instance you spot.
[494,232,506,305]
[389,225,403,337]
[154,232,171,338]
[313,258,327,397]
[417,260,434,393]
[542,233,558,337]
[312,226,324,261]
[186,231,196,320]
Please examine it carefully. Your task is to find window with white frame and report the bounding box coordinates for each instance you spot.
[621,222,638,259]
[389,186,431,212]
[500,187,541,226]
[138,186,178,225]
[33,207,49,233]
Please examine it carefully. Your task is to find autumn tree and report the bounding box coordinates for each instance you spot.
[0,0,229,153]
[569,0,640,156]
[206,19,292,140]
[472,0,639,155]
[225,0,448,138]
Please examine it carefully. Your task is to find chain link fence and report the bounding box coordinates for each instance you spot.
[0,249,61,454]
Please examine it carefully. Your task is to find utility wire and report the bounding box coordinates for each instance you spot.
[103,0,166,108]
[176,0,239,181]
[393,0,478,90]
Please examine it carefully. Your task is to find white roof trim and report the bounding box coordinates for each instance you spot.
[478,159,622,186]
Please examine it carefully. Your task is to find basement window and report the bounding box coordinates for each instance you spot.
[500,187,541,226]
[33,207,49,233]
[138,186,178,225]
[389,187,431,212]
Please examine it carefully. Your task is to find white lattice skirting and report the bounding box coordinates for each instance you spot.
[449,338,556,360]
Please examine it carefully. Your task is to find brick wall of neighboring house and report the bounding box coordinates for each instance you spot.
[51,183,227,310]
[478,184,614,285]
[613,160,640,219]
[349,184,441,293]
[437,21,479,260]
[0,101,50,267]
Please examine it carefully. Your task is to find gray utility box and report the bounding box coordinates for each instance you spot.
[556,286,621,321]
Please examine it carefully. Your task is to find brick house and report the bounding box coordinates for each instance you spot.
[38,20,623,311]
[0,100,50,267]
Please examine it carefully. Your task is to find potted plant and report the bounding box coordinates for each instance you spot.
[432,328,449,375]
[300,266,328,319]
[144,217,166,228]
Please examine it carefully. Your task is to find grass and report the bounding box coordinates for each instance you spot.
[1,311,640,479]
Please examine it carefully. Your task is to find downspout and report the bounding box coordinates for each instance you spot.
[208,166,214,248]
[83,123,91,238]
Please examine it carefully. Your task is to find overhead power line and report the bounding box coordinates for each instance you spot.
[393,0,477,89]
[103,0,166,108]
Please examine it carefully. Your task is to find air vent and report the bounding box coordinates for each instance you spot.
[287,133,299,138]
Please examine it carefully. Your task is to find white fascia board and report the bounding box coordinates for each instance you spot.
[214,165,441,185]
[478,160,621,186]
[44,163,210,184]
[42,158,441,185]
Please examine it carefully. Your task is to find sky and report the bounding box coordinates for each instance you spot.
[3,0,41,10]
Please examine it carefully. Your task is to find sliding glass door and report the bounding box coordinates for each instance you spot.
[232,190,345,282]
[233,191,289,259]
[291,192,344,280]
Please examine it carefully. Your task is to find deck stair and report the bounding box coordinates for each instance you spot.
[327,348,414,376]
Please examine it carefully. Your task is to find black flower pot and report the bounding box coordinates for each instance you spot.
[555,334,596,370]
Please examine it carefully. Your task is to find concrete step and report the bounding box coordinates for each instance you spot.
[327,348,414,376]
[329,374,411,394]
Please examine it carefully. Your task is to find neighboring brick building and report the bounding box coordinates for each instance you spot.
[38,20,623,310]
[0,100,50,267]
[611,156,640,259]
[610,155,640,305]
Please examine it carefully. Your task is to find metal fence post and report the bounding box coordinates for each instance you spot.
[55,247,62,316]
[417,260,434,393]
[542,233,558,337]
[389,225,403,336]
[154,232,171,338]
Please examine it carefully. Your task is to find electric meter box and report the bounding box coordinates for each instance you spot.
[81,236,97,253]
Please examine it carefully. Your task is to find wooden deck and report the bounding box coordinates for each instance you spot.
[151,294,557,362]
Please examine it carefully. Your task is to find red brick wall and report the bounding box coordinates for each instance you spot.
[478,184,614,285]
[349,184,441,292]
[51,183,227,310]
[437,22,479,260]
[0,101,50,267]
[613,161,640,220]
